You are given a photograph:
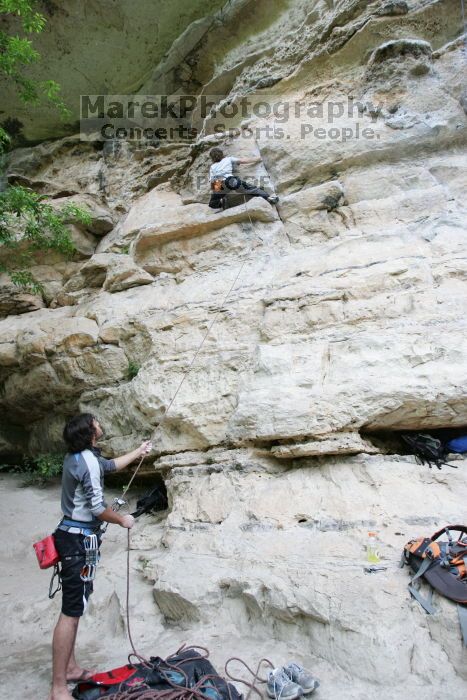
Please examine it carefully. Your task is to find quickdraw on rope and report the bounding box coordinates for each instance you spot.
[80,533,100,582]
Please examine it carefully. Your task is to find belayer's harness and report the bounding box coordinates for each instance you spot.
[57,516,103,536]
[401,524,467,645]
[34,517,104,597]
[52,518,103,593]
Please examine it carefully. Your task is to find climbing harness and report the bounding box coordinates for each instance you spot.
[53,518,104,585]
[211,178,224,192]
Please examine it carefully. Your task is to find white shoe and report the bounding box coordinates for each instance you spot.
[283,663,320,695]
[266,668,303,700]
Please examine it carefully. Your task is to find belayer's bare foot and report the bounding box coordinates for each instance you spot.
[49,687,75,700]
[66,666,95,683]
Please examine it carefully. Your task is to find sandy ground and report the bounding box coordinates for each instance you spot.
[4,473,464,700]
[0,473,160,698]
[0,475,338,700]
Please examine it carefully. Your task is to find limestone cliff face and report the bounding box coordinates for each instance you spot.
[1,1,467,696]
[0,0,227,142]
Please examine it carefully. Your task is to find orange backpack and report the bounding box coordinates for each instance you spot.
[402,525,467,645]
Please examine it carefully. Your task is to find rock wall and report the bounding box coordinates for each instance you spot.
[0,0,227,142]
[1,1,467,697]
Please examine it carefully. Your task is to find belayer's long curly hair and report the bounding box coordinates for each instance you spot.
[63,413,97,453]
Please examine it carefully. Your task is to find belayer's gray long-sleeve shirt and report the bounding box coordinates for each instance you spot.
[61,448,116,526]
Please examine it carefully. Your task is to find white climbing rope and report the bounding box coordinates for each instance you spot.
[461,0,467,55]
[123,201,259,497]
[120,197,270,661]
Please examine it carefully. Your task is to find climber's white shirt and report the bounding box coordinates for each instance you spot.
[209,156,240,182]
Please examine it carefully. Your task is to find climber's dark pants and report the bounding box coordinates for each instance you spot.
[208,177,270,208]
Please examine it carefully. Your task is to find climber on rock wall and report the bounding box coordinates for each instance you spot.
[208,147,279,209]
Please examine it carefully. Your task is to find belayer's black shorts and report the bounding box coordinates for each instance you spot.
[54,529,99,617]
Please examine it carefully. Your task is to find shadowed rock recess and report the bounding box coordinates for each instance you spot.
[1,1,467,698]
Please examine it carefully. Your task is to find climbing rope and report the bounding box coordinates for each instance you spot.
[121,193,271,665]
[122,198,258,492]
[125,528,149,666]
[224,657,274,700]
[82,643,270,700]
[461,0,467,55]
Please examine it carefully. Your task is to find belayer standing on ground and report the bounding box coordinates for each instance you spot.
[49,413,151,700]
[208,147,279,209]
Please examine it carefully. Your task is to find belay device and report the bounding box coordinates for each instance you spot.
[401,524,467,645]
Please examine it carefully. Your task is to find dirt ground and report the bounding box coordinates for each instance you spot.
[1,475,340,700]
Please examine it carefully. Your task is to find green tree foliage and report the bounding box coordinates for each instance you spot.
[0,1,90,290]
[0,186,92,291]
[0,0,71,133]
[0,451,63,486]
